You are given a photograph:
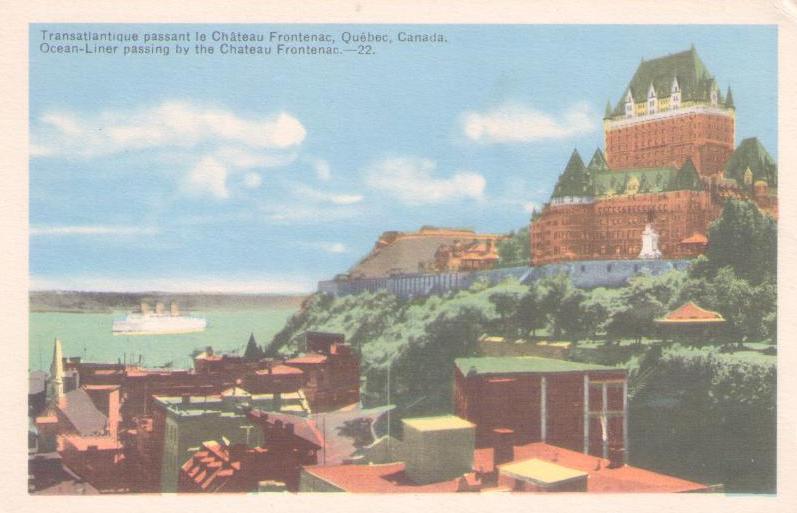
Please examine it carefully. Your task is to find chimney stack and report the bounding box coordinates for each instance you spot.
[492,428,515,467]
[608,446,626,468]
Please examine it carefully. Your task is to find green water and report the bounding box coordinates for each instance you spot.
[29,309,296,372]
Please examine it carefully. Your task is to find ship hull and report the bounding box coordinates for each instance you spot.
[112,315,207,335]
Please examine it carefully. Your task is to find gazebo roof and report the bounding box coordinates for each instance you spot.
[680,232,708,245]
[656,302,725,325]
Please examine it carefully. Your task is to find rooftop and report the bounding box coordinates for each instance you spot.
[255,364,304,376]
[455,356,623,377]
[403,415,475,432]
[609,46,723,117]
[656,302,725,324]
[303,441,708,493]
[285,354,328,365]
[498,458,587,485]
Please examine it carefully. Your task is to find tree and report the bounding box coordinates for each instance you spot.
[557,289,589,341]
[539,273,576,338]
[680,268,772,344]
[244,332,265,360]
[606,275,670,344]
[581,287,622,340]
[701,200,777,285]
[514,284,547,338]
[489,292,520,336]
[496,227,531,268]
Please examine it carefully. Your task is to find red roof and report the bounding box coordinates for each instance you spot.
[285,354,328,365]
[474,443,708,493]
[303,442,708,493]
[656,302,725,324]
[303,462,468,493]
[256,364,304,376]
[60,435,122,451]
[680,232,708,245]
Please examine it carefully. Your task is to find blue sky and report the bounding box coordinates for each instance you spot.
[29,24,777,293]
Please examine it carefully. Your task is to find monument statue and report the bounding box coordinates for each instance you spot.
[638,223,662,259]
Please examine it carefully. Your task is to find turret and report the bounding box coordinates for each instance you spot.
[49,338,64,404]
[725,86,735,109]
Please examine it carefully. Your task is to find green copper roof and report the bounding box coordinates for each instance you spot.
[551,149,594,199]
[587,149,609,172]
[592,167,677,196]
[611,47,719,116]
[455,356,623,376]
[671,159,702,191]
[724,137,777,187]
[548,147,711,201]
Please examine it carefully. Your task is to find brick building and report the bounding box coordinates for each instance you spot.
[178,411,320,493]
[453,357,628,460]
[531,47,777,266]
[284,332,360,412]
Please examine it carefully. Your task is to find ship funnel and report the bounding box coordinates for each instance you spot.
[170,301,179,316]
[155,302,165,315]
[140,301,150,315]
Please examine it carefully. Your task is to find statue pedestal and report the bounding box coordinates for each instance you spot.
[638,223,662,259]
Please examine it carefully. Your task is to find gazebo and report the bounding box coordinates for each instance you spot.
[655,302,726,343]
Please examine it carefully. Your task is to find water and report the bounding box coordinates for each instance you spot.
[29,308,297,372]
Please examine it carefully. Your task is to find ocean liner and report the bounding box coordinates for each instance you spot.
[112,301,207,335]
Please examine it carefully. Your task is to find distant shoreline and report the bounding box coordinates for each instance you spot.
[29,290,308,313]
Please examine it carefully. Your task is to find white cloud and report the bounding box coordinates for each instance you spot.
[462,101,596,143]
[32,101,306,159]
[214,146,297,169]
[30,275,315,294]
[243,172,263,189]
[365,157,485,205]
[320,242,347,254]
[184,156,229,199]
[313,159,332,181]
[294,184,364,205]
[292,241,348,254]
[30,225,159,236]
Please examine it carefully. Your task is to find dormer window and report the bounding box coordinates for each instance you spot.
[624,90,634,117]
[647,84,657,114]
[671,77,681,109]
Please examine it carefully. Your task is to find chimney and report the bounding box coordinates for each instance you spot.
[181,395,190,405]
[492,428,515,467]
[170,301,179,316]
[608,447,625,468]
[285,422,294,435]
[140,301,150,315]
[274,392,282,412]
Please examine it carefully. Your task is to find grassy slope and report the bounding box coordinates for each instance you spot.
[268,280,776,493]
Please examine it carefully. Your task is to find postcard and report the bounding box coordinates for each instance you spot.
[3,1,797,511]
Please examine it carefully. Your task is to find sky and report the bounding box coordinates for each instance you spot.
[29,24,777,293]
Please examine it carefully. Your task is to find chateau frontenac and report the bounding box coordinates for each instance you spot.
[530,47,777,266]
